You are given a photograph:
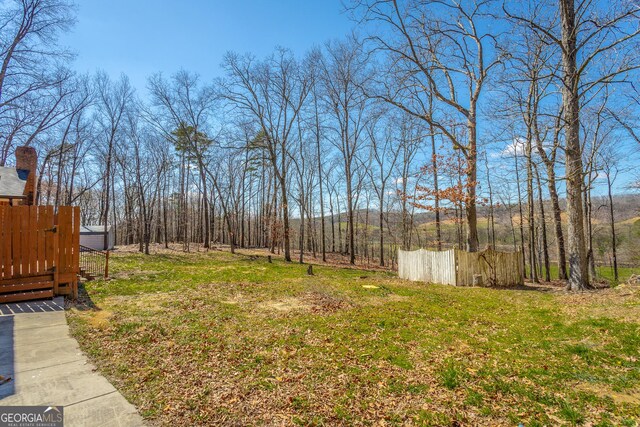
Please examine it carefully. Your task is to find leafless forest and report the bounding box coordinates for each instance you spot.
[1,0,639,290]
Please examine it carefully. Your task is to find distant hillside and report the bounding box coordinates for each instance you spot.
[289,193,640,266]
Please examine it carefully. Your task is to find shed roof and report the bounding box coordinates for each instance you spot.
[0,166,28,198]
[80,225,112,234]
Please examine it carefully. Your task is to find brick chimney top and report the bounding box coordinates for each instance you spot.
[16,146,37,172]
[15,146,37,205]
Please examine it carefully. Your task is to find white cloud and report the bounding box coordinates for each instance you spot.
[499,137,526,157]
[498,137,558,158]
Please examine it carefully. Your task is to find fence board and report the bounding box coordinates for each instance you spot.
[72,206,80,274]
[29,206,37,274]
[0,207,5,279]
[59,206,71,273]
[12,207,21,276]
[2,207,10,278]
[37,206,45,274]
[45,206,54,272]
[0,207,6,279]
[20,206,28,275]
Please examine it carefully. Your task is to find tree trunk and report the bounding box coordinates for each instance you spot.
[526,134,538,283]
[485,155,495,249]
[584,182,597,280]
[430,123,441,251]
[535,165,551,281]
[560,0,589,290]
[315,95,327,262]
[546,169,568,280]
[515,152,527,278]
[465,113,479,252]
[607,173,618,282]
[280,177,291,262]
[379,188,385,266]
[345,160,356,264]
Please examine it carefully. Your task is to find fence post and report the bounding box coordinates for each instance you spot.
[105,251,109,279]
[53,222,59,295]
[454,249,459,287]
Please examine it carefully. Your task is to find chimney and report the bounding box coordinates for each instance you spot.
[15,146,37,205]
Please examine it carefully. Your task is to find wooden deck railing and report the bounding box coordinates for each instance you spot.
[79,245,109,280]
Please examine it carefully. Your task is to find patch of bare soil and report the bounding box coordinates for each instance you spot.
[259,297,313,312]
[260,291,353,314]
[577,382,640,405]
[302,291,354,313]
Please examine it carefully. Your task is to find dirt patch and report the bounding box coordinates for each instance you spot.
[260,297,313,312]
[302,291,353,313]
[577,382,640,405]
[259,292,353,314]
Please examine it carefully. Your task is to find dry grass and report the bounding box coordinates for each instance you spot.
[67,249,640,426]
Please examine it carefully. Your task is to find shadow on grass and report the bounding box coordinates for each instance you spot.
[70,282,101,311]
[506,283,564,293]
[492,280,612,293]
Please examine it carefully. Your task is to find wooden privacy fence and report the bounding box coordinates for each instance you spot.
[0,205,80,303]
[398,248,524,287]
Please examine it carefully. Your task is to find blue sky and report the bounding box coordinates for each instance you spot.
[59,0,638,194]
[61,0,353,92]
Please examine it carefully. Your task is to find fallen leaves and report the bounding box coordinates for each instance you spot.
[65,250,640,426]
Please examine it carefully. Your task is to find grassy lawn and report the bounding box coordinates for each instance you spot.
[529,264,638,284]
[67,249,640,426]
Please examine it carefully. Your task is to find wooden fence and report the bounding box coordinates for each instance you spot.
[0,205,80,303]
[398,248,523,287]
[397,249,457,285]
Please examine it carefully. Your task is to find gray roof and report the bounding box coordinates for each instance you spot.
[80,225,112,234]
[0,166,27,198]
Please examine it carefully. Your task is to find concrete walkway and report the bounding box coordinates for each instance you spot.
[0,297,144,426]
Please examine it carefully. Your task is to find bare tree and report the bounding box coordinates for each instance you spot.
[600,148,622,282]
[220,48,312,262]
[147,71,217,249]
[505,0,640,290]
[94,72,134,250]
[0,0,74,106]
[319,36,371,264]
[353,0,503,252]
[365,109,401,265]
[0,0,75,164]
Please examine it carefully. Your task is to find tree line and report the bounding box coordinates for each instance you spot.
[1,0,639,290]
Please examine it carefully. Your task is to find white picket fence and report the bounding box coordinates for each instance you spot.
[398,248,524,287]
